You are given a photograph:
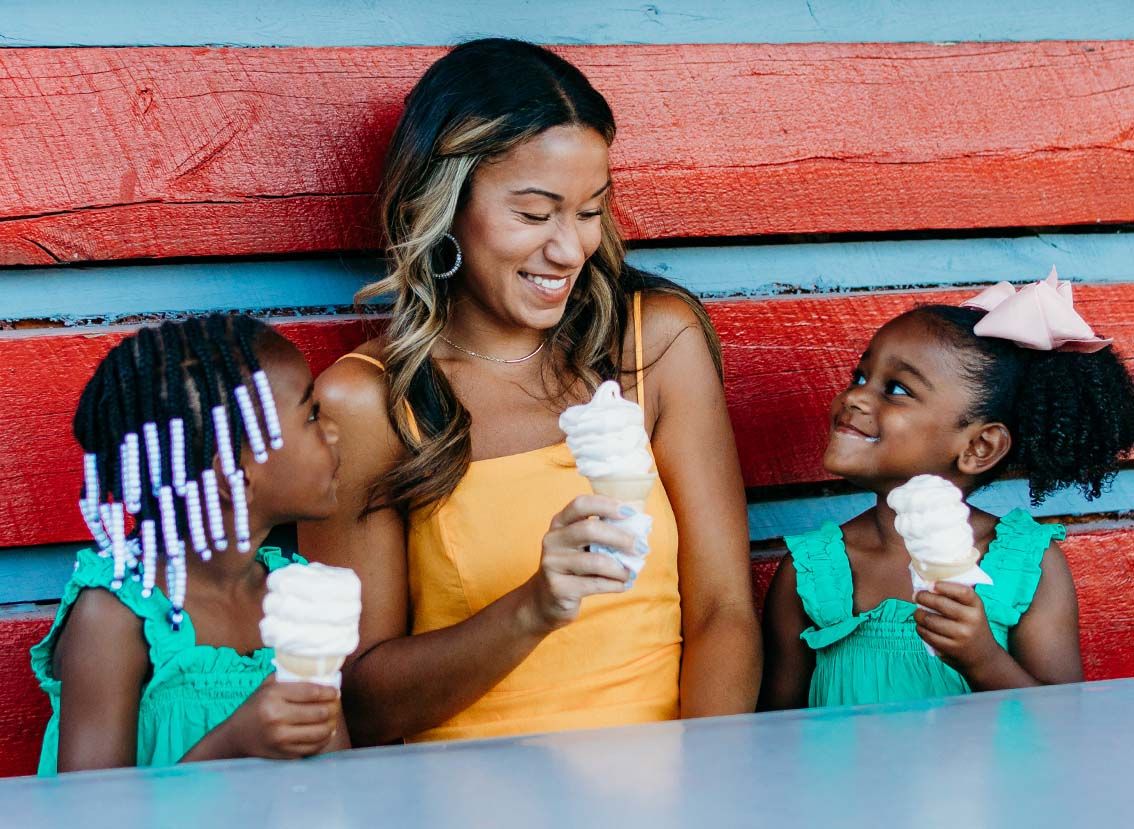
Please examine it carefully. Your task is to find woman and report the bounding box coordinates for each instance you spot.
[300,38,760,744]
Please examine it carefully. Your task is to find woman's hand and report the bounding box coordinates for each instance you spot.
[522,494,639,634]
[213,675,342,760]
[914,582,1001,673]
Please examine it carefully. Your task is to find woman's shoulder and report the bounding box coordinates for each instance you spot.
[637,289,712,354]
[317,339,392,420]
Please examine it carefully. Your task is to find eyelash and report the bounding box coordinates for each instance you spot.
[850,370,912,398]
[519,210,603,223]
[307,402,321,423]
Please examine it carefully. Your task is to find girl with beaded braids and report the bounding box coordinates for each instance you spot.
[31,314,348,774]
[760,271,1134,711]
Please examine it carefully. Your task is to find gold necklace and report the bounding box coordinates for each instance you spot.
[439,334,546,364]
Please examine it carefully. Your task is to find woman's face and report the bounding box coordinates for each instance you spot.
[449,125,611,332]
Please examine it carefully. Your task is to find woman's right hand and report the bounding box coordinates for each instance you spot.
[223,675,342,760]
[523,495,641,634]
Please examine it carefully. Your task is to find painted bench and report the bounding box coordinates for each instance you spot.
[4,6,1134,777]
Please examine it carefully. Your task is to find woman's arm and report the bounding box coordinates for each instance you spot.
[54,588,148,772]
[915,541,1082,690]
[756,556,815,710]
[299,355,636,745]
[642,293,761,717]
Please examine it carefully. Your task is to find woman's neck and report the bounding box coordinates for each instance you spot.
[442,294,547,361]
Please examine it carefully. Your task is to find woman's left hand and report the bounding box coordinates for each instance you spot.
[914,582,1001,673]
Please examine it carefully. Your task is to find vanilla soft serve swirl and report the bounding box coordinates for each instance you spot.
[558,381,652,479]
[260,563,362,657]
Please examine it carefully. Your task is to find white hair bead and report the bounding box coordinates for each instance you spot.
[253,370,284,450]
[170,418,187,495]
[234,385,269,464]
[201,470,227,551]
[140,519,158,598]
[228,472,252,553]
[183,480,211,560]
[143,421,163,495]
[211,405,237,477]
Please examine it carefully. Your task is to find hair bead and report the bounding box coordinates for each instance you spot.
[183,480,211,560]
[170,418,187,495]
[211,405,237,478]
[140,519,158,598]
[143,421,163,495]
[252,370,284,450]
[234,385,269,463]
[228,472,252,553]
[201,469,228,551]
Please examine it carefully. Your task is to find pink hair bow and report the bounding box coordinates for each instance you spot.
[961,267,1111,353]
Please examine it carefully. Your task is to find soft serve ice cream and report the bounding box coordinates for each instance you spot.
[559,381,656,585]
[260,562,362,688]
[886,474,993,656]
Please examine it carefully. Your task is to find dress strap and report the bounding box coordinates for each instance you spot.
[976,509,1064,628]
[336,352,422,443]
[633,291,646,419]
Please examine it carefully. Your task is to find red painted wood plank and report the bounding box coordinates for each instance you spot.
[4,42,1134,264]
[0,611,52,778]
[4,284,1134,548]
[2,524,1130,777]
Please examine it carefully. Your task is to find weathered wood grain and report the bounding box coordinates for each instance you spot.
[4,42,1134,264]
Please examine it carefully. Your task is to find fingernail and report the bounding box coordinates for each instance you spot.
[635,538,649,555]
[618,505,637,518]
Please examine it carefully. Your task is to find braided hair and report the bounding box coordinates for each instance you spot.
[905,305,1134,504]
[72,314,283,629]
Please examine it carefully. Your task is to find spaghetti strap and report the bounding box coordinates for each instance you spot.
[633,291,645,420]
[337,352,386,370]
[335,353,422,442]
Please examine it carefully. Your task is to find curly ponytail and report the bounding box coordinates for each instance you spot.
[911,305,1134,504]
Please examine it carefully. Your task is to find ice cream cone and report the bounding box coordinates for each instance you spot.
[910,548,981,583]
[273,652,346,682]
[589,473,656,509]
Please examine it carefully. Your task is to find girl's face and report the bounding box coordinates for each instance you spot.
[823,313,980,493]
[245,340,339,522]
[448,124,611,332]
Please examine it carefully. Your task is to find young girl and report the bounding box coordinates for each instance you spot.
[760,272,1134,709]
[31,314,349,773]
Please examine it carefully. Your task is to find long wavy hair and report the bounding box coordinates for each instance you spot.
[357,38,721,517]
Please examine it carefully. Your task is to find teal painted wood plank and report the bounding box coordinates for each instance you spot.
[0,544,78,605]
[748,470,1134,543]
[9,470,1133,604]
[3,1,1134,47]
[4,231,1133,323]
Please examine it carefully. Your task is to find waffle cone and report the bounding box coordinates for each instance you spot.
[911,548,981,583]
[589,473,657,509]
[273,652,345,682]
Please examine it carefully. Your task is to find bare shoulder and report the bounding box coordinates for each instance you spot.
[637,290,714,362]
[316,339,390,420]
[54,588,147,677]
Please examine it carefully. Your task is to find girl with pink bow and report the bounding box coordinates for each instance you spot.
[760,269,1134,710]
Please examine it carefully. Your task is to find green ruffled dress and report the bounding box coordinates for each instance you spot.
[31,545,304,775]
[787,509,1063,708]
